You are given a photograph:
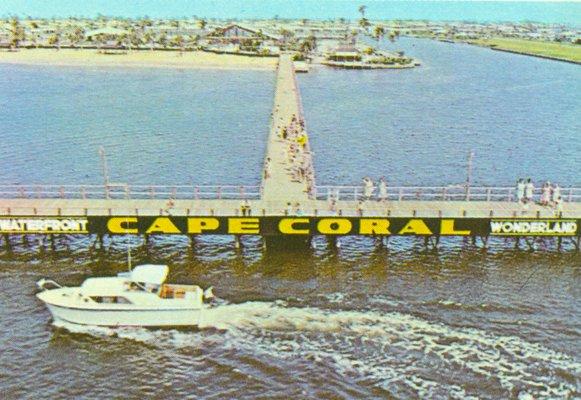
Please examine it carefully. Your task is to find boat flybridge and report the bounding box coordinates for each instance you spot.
[36,264,214,328]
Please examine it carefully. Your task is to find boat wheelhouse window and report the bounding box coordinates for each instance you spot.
[90,296,133,304]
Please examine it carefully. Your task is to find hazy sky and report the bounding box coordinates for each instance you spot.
[1,1,579,24]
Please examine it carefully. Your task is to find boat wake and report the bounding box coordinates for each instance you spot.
[53,300,580,399]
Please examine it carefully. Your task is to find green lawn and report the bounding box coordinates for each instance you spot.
[470,37,581,63]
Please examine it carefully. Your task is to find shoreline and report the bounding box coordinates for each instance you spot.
[466,38,581,65]
[0,48,278,71]
[487,46,581,65]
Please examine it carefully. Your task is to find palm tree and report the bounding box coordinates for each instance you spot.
[170,34,185,53]
[358,5,367,18]
[279,28,294,48]
[359,18,371,32]
[157,32,168,48]
[47,32,61,50]
[143,31,154,50]
[186,34,199,50]
[9,17,25,49]
[128,29,142,50]
[373,25,385,43]
[116,33,129,49]
[94,33,107,51]
[299,34,316,53]
[67,26,84,48]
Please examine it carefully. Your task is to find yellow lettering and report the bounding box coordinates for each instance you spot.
[228,218,260,234]
[146,217,181,234]
[317,218,352,235]
[107,217,138,234]
[187,218,220,234]
[359,219,391,235]
[398,219,432,235]
[440,219,471,236]
[279,218,310,234]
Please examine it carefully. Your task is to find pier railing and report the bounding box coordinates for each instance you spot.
[314,185,581,202]
[1,203,578,219]
[0,184,261,200]
[1,184,580,203]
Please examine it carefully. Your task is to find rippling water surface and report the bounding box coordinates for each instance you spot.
[302,37,581,186]
[0,66,273,185]
[0,39,580,399]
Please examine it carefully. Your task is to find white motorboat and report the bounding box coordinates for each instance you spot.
[36,264,214,328]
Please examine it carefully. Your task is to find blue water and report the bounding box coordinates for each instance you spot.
[301,37,581,186]
[0,66,273,185]
[1,39,579,188]
[1,40,580,399]
[1,1,580,25]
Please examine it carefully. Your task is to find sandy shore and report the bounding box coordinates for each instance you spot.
[0,48,278,70]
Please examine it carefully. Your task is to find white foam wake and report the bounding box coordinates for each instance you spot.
[53,300,580,399]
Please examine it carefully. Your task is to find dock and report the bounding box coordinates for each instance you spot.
[0,53,580,250]
[261,53,314,203]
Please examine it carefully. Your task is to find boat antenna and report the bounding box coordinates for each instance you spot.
[126,218,132,272]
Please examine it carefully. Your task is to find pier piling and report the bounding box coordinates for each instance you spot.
[3,233,11,253]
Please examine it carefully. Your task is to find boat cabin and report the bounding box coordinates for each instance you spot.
[79,265,203,303]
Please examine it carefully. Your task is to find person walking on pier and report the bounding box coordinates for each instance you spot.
[362,177,375,200]
[378,177,388,202]
[525,178,535,203]
[554,196,563,215]
[264,157,272,180]
[357,200,365,216]
[552,183,561,206]
[516,178,525,203]
[540,182,551,206]
[294,202,304,216]
[240,200,251,216]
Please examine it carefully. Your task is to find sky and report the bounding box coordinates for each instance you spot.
[0,1,579,24]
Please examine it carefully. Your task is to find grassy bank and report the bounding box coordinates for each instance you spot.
[469,38,581,64]
[0,48,278,70]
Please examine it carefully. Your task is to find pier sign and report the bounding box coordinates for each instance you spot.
[490,219,578,236]
[0,218,89,233]
[99,216,480,236]
[1,216,578,237]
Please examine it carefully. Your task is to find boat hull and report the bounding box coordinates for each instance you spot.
[45,303,202,328]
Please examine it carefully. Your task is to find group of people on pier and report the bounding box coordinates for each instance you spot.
[325,177,389,211]
[515,178,563,208]
[358,176,389,202]
[277,114,315,195]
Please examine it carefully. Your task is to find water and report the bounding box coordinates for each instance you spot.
[1,38,580,399]
[301,37,581,186]
[1,241,580,399]
[0,66,273,185]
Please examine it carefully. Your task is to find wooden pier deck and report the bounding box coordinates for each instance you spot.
[0,198,579,219]
[261,53,313,203]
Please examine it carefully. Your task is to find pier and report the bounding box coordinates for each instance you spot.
[1,54,580,250]
[262,53,314,203]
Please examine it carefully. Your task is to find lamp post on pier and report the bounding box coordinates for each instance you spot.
[465,150,474,201]
[99,146,111,199]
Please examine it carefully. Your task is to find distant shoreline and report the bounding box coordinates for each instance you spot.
[465,38,581,65]
[0,48,278,70]
[487,46,581,65]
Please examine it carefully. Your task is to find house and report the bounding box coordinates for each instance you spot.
[326,46,361,62]
[206,24,281,54]
[207,24,279,44]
